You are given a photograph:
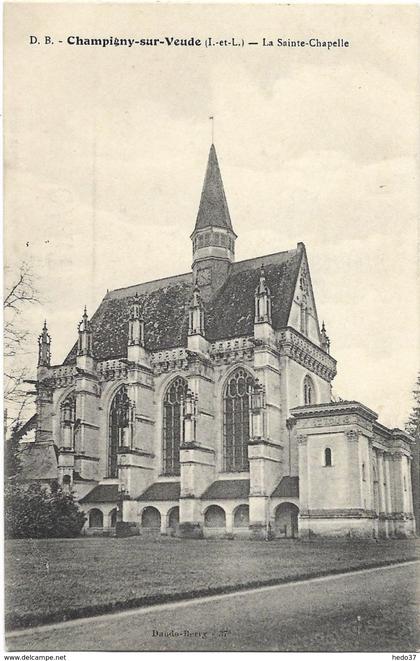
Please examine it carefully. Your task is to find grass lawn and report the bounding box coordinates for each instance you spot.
[5,536,419,630]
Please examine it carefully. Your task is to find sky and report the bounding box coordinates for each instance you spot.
[5,3,419,428]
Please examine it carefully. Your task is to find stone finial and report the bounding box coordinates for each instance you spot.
[128,293,145,347]
[188,281,205,336]
[321,321,330,354]
[255,264,272,324]
[38,320,51,367]
[77,306,93,356]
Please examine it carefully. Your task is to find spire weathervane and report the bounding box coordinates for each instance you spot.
[209,116,215,144]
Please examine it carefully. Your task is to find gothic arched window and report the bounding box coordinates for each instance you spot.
[162,377,188,476]
[61,392,76,423]
[108,385,132,478]
[223,368,254,472]
[303,375,315,406]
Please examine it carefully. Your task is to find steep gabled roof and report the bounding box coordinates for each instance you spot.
[206,249,302,340]
[63,247,303,364]
[194,144,234,232]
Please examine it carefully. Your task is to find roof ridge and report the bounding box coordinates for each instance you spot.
[108,247,300,299]
[106,271,191,299]
[233,247,299,270]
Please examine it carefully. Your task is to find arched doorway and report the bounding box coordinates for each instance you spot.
[168,507,179,533]
[89,508,103,528]
[109,508,118,528]
[204,505,226,528]
[274,503,299,538]
[233,504,249,528]
[141,506,161,530]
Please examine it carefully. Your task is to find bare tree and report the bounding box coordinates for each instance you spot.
[4,261,40,434]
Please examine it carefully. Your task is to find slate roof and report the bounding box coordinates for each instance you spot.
[63,247,303,364]
[194,144,233,232]
[137,481,180,501]
[79,483,119,503]
[201,479,250,500]
[271,476,299,498]
[19,441,58,482]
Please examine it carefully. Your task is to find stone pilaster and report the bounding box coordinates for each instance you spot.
[121,329,156,498]
[346,429,363,509]
[376,450,388,537]
[177,355,216,537]
[74,364,100,482]
[35,381,53,443]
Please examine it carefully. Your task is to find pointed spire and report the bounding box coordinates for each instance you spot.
[320,321,330,354]
[79,306,91,333]
[194,144,234,232]
[38,320,51,367]
[77,307,93,356]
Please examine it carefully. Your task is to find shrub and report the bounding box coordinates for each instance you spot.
[5,480,86,539]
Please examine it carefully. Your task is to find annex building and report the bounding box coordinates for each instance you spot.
[29,144,415,539]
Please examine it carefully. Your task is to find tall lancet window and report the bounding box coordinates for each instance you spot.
[162,377,188,476]
[303,375,315,406]
[223,368,254,472]
[108,385,132,478]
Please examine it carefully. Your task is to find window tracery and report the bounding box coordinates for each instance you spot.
[223,368,254,472]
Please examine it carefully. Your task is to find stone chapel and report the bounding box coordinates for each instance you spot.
[29,143,415,539]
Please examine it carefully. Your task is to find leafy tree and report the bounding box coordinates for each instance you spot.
[5,480,86,539]
[406,373,420,437]
[406,372,420,533]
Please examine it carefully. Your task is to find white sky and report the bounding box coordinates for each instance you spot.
[5,3,419,428]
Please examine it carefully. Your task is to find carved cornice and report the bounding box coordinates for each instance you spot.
[50,365,77,389]
[150,347,190,375]
[300,508,377,519]
[278,327,337,382]
[209,336,254,366]
[291,401,377,423]
[97,360,128,382]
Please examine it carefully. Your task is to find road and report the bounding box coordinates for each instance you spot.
[6,561,419,652]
